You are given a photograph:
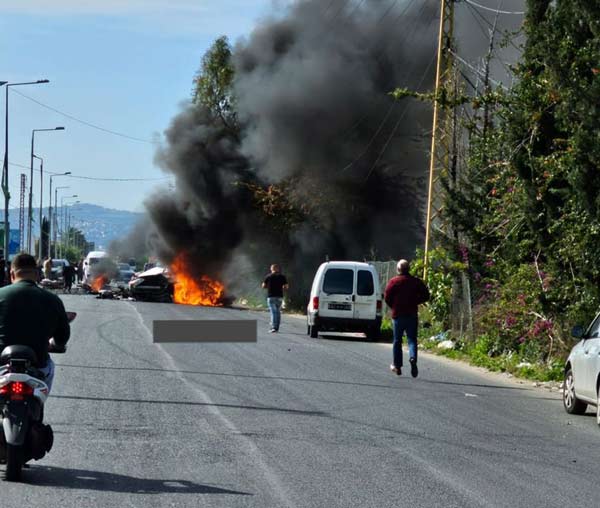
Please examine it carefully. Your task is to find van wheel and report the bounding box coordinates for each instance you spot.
[309,325,319,338]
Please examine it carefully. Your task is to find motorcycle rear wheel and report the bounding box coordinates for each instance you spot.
[4,444,24,481]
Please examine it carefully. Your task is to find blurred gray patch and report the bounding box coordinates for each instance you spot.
[153,320,257,343]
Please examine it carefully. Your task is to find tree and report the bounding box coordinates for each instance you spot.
[192,36,237,132]
[449,0,600,359]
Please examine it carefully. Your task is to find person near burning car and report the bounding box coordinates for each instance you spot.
[384,259,429,378]
[77,258,84,283]
[0,254,70,392]
[43,257,52,280]
[63,264,75,293]
[262,264,288,333]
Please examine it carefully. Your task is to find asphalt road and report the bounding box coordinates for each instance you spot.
[2,295,599,507]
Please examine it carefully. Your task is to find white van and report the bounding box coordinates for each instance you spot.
[83,251,109,284]
[306,261,383,340]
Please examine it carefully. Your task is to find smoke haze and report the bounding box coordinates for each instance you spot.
[122,0,444,300]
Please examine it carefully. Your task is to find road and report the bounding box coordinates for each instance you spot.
[2,294,598,507]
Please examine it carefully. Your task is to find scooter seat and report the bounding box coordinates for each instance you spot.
[0,345,37,365]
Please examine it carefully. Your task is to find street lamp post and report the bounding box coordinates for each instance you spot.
[55,187,70,258]
[0,81,6,259]
[32,154,43,257]
[2,79,49,259]
[60,195,77,258]
[28,126,64,257]
[66,201,80,252]
[49,172,70,257]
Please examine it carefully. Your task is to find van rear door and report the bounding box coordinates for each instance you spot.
[319,267,354,319]
[354,269,376,320]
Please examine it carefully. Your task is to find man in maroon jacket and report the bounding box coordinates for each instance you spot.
[384,259,430,377]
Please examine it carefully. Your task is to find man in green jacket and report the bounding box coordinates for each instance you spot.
[0,253,70,392]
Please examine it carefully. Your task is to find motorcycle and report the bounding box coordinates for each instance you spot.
[0,311,76,481]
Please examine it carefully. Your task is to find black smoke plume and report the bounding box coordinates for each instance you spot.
[143,0,438,302]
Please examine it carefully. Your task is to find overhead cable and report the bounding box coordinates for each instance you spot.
[10,89,156,144]
[9,161,172,182]
[462,0,525,16]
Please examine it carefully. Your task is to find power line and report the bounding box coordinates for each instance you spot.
[464,1,523,52]
[10,88,156,145]
[462,0,525,16]
[364,52,437,181]
[448,48,508,90]
[339,1,435,171]
[9,161,172,182]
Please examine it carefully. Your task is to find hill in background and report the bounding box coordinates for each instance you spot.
[9,203,143,251]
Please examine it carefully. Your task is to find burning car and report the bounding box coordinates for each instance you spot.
[127,256,233,306]
[128,266,174,302]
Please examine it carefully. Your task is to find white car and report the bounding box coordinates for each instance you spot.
[563,313,600,425]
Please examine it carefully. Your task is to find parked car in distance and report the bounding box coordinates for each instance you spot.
[306,261,383,340]
[563,312,600,426]
[51,259,70,281]
[117,263,136,283]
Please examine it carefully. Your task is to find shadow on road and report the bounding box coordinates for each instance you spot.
[24,466,252,495]
[51,394,327,417]
[56,363,529,393]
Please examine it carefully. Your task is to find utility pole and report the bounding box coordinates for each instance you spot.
[424,0,456,277]
[18,174,26,253]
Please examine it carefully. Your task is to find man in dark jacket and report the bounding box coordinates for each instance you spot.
[0,253,70,392]
[384,259,429,378]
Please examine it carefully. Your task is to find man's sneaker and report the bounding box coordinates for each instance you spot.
[269,328,277,333]
[390,364,401,376]
[410,358,418,378]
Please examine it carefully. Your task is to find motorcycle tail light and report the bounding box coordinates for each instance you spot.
[0,382,34,400]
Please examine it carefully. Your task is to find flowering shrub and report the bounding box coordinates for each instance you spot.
[472,262,562,362]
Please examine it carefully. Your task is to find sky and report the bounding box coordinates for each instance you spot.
[0,0,292,213]
[1,0,525,215]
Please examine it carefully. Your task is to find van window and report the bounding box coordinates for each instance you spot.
[357,270,374,296]
[323,269,354,295]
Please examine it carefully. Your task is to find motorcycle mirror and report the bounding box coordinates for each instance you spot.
[66,311,77,323]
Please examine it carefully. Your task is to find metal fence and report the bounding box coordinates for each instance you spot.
[368,260,398,295]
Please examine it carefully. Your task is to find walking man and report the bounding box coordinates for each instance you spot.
[63,263,75,293]
[262,264,288,333]
[384,259,430,378]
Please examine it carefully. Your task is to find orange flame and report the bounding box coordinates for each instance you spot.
[91,275,107,292]
[171,255,225,306]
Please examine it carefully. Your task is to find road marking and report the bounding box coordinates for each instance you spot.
[127,302,297,508]
[465,393,479,398]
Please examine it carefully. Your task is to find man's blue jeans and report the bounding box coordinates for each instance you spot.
[392,315,418,367]
[267,297,283,331]
[39,357,55,394]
